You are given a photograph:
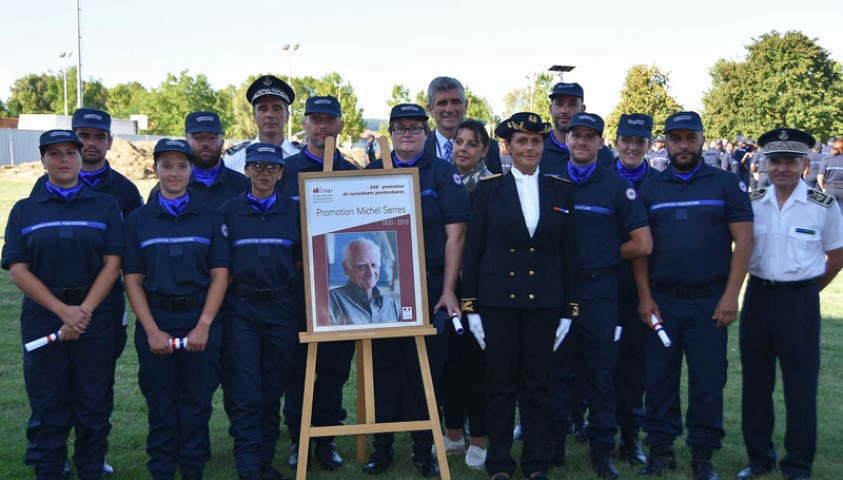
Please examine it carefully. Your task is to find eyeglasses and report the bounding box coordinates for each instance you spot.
[247,162,283,174]
[391,126,425,136]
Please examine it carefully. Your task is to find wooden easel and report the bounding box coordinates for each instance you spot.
[294,137,450,480]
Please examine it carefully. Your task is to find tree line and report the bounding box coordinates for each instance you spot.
[2,31,842,142]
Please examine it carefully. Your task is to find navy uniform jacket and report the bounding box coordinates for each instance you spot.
[805,151,825,187]
[461,173,577,315]
[147,160,250,209]
[541,132,614,175]
[277,148,359,199]
[559,164,649,270]
[613,163,660,300]
[219,192,302,322]
[366,153,470,271]
[732,147,751,183]
[123,196,230,330]
[2,188,123,339]
[639,164,753,286]
[819,154,843,185]
[31,162,142,219]
[649,148,670,171]
[424,133,503,175]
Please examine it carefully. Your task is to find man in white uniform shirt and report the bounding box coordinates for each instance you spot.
[738,128,843,480]
[225,75,299,173]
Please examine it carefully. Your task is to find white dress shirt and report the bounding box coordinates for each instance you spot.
[749,180,843,281]
[511,166,540,237]
[434,130,452,162]
[224,136,299,174]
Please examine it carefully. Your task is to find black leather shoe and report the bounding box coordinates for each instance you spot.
[736,465,774,479]
[590,445,620,479]
[619,435,647,465]
[362,445,394,475]
[637,445,676,477]
[314,439,343,471]
[490,474,510,480]
[547,440,566,466]
[570,419,588,443]
[690,447,719,480]
[412,444,440,478]
[259,465,291,480]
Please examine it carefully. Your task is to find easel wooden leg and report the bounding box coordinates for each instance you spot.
[415,336,450,480]
[356,340,366,462]
[295,343,318,480]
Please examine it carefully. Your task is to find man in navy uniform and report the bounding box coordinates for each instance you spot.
[541,82,614,175]
[611,113,660,468]
[804,142,825,189]
[225,75,300,173]
[424,76,503,174]
[548,112,652,478]
[636,112,753,480]
[737,128,843,480]
[30,108,142,479]
[280,95,359,472]
[148,111,250,209]
[817,138,843,207]
[648,136,669,171]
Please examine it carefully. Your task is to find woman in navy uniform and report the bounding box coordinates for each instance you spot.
[362,103,469,477]
[461,112,578,480]
[2,130,124,480]
[441,119,493,468]
[123,139,229,480]
[219,143,300,480]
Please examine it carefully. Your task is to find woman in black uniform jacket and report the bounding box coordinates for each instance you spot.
[461,113,578,480]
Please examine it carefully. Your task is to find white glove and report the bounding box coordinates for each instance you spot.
[467,313,486,350]
[553,318,572,351]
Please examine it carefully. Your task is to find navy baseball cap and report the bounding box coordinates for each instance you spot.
[664,111,703,133]
[758,128,816,158]
[390,103,428,120]
[245,142,286,165]
[39,129,83,151]
[548,82,584,99]
[153,138,194,162]
[184,111,224,134]
[653,135,665,142]
[247,75,295,105]
[305,95,342,117]
[72,108,111,131]
[567,112,605,136]
[616,113,653,138]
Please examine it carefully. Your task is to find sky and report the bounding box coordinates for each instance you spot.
[3,0,842,123]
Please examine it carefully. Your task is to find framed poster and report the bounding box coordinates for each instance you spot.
[299,169,429,336]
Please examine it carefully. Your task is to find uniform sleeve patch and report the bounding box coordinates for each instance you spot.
[625,188,638,200]
[738,181,748,193]
[221,224,229,237]
[749,188,766,201]
[453,173,463,186]
[808,189,835,207]
[225,141,250,156]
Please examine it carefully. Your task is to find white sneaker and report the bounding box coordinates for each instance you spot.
[465,445,487,469]
[443,435,466,454]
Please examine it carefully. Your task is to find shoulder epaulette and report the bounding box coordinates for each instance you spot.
[545,174,572,183]
[749,188,766,201]
[480,173,503,181]
[225,141,250,156]
[808,189,835,207]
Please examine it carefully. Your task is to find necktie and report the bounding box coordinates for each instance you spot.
[444,140,453,162]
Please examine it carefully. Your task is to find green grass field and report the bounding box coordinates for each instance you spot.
[0,177,842,479]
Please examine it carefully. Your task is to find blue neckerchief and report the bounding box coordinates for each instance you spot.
[192,162,223,187]
[79,163,108,188]
[247,192,277,213]
[615,159,647,183]
[549,131,569,153]
[157,192,190,217]
[567,161,597,184]
[304,148,338,165]
[45,181,84,202]
[670,160,703,182]
[392,151,424,168]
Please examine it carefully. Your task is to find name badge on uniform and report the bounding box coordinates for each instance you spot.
[794,227,816,235]
[553,206,570,214]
